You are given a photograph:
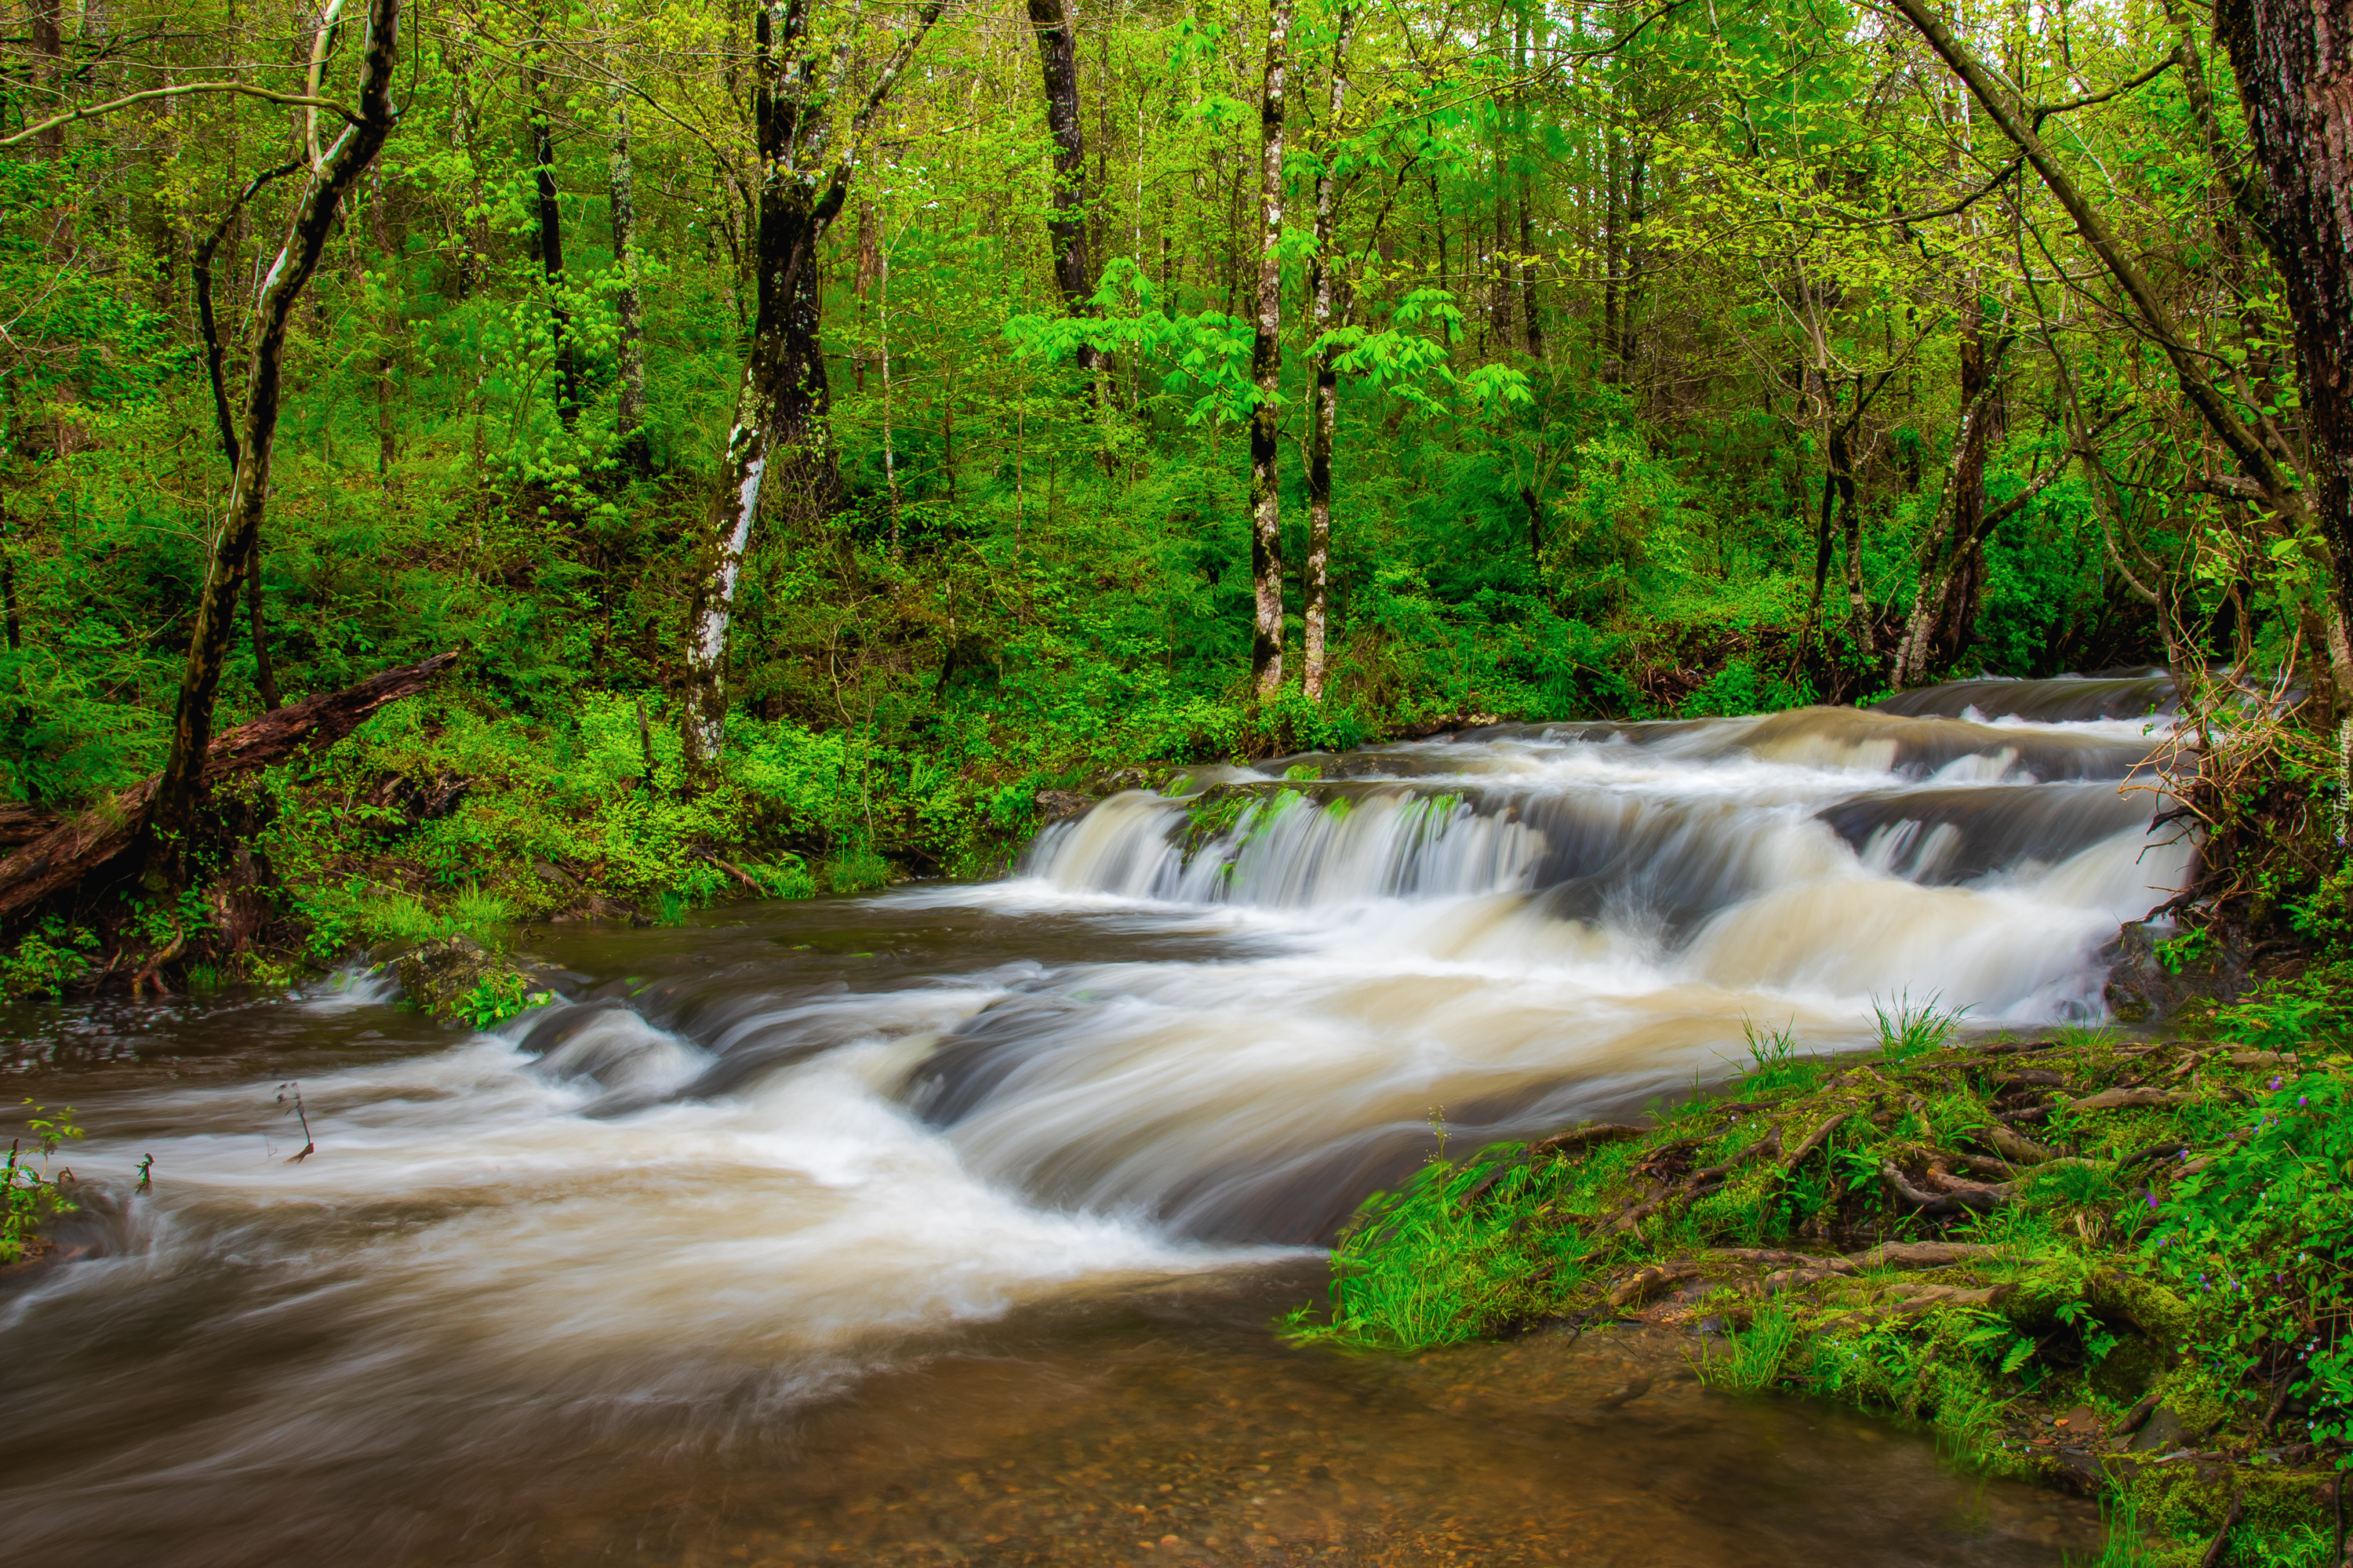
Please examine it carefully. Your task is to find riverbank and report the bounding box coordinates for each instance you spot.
[0,686,1176,1010]
[1286,998,2352,1565]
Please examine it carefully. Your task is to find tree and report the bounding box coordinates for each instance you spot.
[1027,0,1099,376]
[680,0,948,767]
[2213,0,2353,698]
[1249,0,1294,698]
[149,0,408,868]
[1304,1,1353,702]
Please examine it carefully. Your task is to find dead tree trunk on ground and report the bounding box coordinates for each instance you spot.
[0,651,457,923]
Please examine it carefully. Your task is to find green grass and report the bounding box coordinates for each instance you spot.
[1287,1017,2353,1563]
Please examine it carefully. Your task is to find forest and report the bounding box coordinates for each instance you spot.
[0,0,2347,979]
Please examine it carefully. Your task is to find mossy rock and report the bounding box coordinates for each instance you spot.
[387,936,554,1026]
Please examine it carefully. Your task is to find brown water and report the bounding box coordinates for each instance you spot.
[0,683,2175,1565]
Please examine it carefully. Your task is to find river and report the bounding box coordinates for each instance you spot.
[0,673,2182,1565]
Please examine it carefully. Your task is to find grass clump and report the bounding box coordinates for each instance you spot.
[1288,1022,2352,1562]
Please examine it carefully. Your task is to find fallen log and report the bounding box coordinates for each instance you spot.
[0,802,58,848]
[0,650,459,924]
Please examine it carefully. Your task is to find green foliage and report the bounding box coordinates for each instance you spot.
[2147,1070,2353,1446]
[1871,991,1969,1062]
[1706,1303,1799,1394]
[453,975,555,1031]
[1,916,99,999]
[1288,1142,1587,1351]
[2209,966,2353,1051]
[2,1102,82,1264]
[1680,660,1816,719]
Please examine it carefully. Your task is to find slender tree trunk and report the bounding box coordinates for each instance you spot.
[0,496,20,651]
[608,86,647,461]
[1602,135,1622,384]
[529,59,581,427]
[1248,0,1294,697]
[1304,3,1353,703]
[2213,0,2353,691]
[246,569,280,711]
[853,199,879,395]
[1892,329,2010,688]
[1832,417,1868,659]
[29,0,62,161]
[881,239,903,554]
[151,0,403,862]
[1027,0,1100,373]
[1620,138,1646,390]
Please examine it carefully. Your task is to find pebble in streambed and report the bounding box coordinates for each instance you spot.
[618,1323,2096,1566]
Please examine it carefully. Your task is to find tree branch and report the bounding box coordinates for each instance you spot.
[0,82,358,151]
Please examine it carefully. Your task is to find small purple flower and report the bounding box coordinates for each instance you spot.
[2147,1194,2158,1209]
[2271,1077,2283,1090]
[2299,1097,2308,1105]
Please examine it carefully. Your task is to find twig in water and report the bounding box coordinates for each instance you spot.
[275,1082,315,1162]
[135,1153,154,1194]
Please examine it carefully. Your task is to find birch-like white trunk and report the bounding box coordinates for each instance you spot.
[1248,0,1293,697]
[1303,3,1352,702]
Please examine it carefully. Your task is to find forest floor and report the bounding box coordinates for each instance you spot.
[1284,991,2353,1567]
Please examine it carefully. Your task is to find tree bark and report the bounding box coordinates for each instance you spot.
[29,0,63,161]
[1249,0,1294,698]
[195,166,301,712]
[529,57,582,427]
[608,85,647,460]
[2213,0,2353,688]
[1304,2,1353,702]
[1027,0,1100,373]
[680,0,946,767]
[150,0,404,865]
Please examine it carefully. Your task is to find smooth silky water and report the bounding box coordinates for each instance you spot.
[0,675,2182,1566]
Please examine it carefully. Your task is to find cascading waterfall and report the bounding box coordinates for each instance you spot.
[0,675,2184,1563]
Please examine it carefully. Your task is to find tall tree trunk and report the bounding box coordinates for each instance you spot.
[1831,417,1868,659]
[853,199,879,395]
[1304,2,1352,703]
[529,59,581,427]
[1248,0,1294,697]
[29,0,63,161]
[2213,0,2353,693]
[1620,138,1646,390]
[1892,329,2013,688]
[1,495,20,651]
[681,0,945,767]
[608,86,647,462]
[1027,0,1100,373]
[150,0,404,863]
[1601,135,1622,384]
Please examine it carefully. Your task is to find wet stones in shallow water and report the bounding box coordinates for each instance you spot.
[2102,919,2253,1024]
[1034,789,1095,822]
[387,936,552,1023]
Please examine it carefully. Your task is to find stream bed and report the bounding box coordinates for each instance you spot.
[0,675,2179,1565]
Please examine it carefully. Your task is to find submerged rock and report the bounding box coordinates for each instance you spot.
[386,936,555,1024]
[2103,920,2251,1023]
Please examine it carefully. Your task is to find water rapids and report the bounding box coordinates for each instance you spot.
[0,672,2177,1563]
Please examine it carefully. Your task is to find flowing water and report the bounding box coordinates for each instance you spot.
[0,675,2182,1566]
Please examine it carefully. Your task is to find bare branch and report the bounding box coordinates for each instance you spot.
[0,82,358,151]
